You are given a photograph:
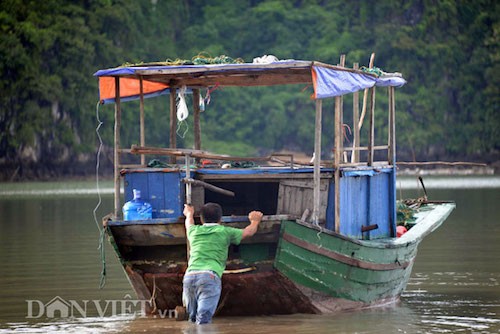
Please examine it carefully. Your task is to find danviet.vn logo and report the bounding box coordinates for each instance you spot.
[26,295,176,319]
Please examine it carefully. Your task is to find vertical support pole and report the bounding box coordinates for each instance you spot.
[388,87,396,165]
[334,95,342,233]
[185,154,192,205]
[339,55,346,163]
[169,88,177,164]
[113,77,121,219]
[351,63,360,163]
[139,76,146,166]
[367,86,376,166]
[389,86,397,237]
[193,89,201,163]
[312,99,322,225]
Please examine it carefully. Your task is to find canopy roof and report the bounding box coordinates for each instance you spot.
[94,60,406,104]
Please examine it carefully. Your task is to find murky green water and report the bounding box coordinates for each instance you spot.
[0,176,499,333]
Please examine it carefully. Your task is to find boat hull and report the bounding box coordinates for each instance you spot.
[105,203,455,315]
[275,221,416,312]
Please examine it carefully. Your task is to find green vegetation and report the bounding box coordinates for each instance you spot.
[0,0,498,180]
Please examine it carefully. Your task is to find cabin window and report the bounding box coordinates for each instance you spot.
[204,181,279,215]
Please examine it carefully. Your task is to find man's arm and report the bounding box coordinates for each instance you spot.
[183,204,195,230]
[242,211,263,240]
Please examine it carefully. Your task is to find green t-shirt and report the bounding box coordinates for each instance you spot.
[187,224,243,277]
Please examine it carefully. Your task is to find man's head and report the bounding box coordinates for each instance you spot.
[200,203,223,224]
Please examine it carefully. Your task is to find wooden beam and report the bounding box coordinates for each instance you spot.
[312,99,322,225]
[139,76,146,166]
[113,77,121,218]
[169,88,177,164]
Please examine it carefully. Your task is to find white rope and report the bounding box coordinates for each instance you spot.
[93,101,103,233]
[93,101,107,289]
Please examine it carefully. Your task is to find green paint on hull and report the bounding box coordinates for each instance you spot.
[275,221,417,303]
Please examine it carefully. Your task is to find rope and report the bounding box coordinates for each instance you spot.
[93,101,107,289]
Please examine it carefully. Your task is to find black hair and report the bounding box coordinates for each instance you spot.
[200,203,223,223]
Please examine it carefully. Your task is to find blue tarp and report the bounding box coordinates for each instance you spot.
[312,66,406,99]
[94,61,406,103]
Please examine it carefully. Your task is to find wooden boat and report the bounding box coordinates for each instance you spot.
[94,56,455,315]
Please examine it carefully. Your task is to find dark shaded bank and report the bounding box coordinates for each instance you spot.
[0,157,114,182]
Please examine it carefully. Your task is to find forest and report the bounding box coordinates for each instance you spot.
[0,0,498,180]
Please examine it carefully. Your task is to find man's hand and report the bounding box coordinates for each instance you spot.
[242,210,263,239]
[184,204,195,229]
[248,211,263,224]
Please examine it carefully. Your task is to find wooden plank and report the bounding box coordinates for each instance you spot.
[124,266,153,313]
[139,76,146,166]
[166,73,313,88]
[135,61,314,76]
[343,145,388,151]
[199,173,334,181]
[114,77,121,218]
[278,177,330,221]
[312,99,322,224]
[280,179,327,190]
[111,220,284,246]
[169,88,177,164]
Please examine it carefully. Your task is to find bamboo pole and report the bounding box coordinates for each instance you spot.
[139,76,146,166]
[193,89,201,163]
[351,63,360,163]
[312,99,322,225]
[334,94,342,232]
[388,86,396,165]
[339,55,346,163]
[169,88,177,164]
[113,77,121,218]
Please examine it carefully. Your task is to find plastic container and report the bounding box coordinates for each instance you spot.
[122,189,153,221]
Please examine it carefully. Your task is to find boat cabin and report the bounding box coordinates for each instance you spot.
[95,56,405,240]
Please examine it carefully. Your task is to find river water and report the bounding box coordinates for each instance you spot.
[0,176,499,333]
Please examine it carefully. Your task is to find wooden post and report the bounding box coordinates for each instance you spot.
[388,86,396,165]
[334,95,342,233]
[169,88,177,164]
[113,77,121,219]
[367,86,376,166]
[193,89,201,161]
[339,55,345,163]
[312,99,322,225]
[351,63,360,163]
[358,53,375,130]
[139,76,146,166]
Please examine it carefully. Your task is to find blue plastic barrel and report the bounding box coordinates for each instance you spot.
[123,189,153,221]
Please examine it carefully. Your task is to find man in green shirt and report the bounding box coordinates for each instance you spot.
[182,202,263,324]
